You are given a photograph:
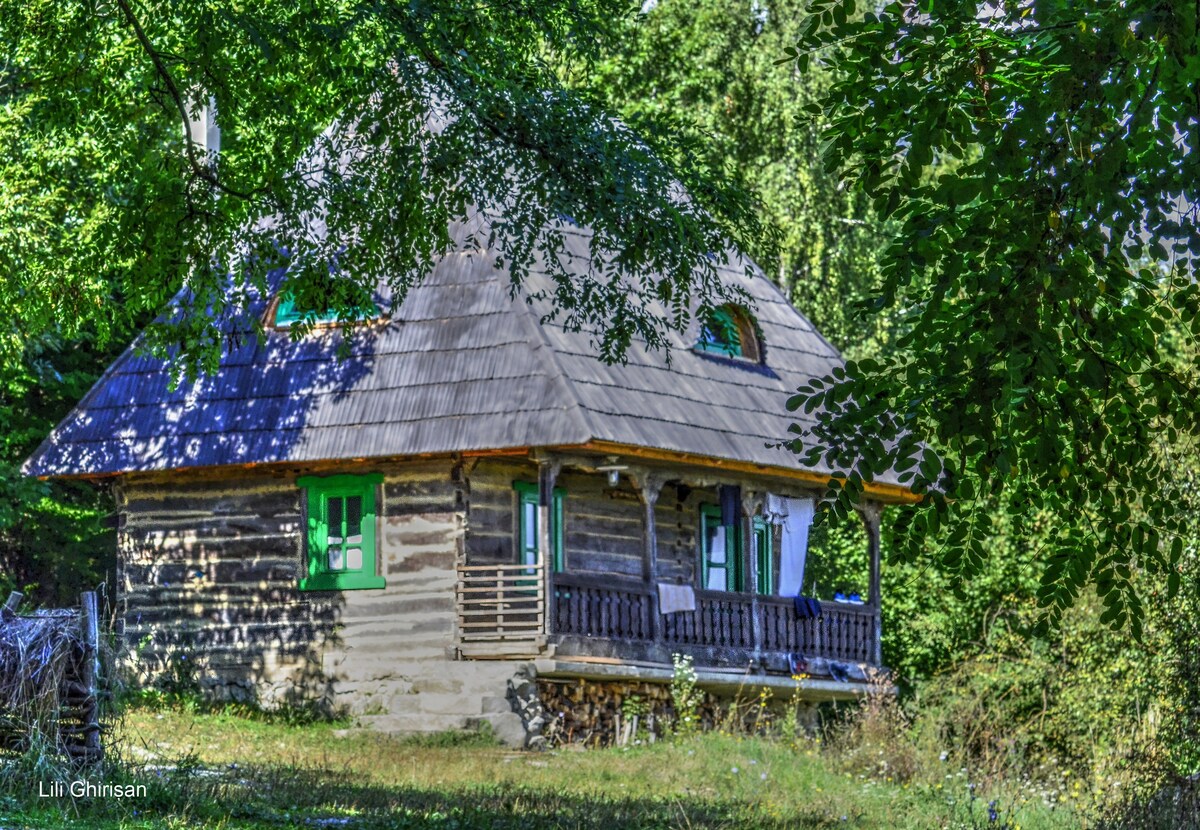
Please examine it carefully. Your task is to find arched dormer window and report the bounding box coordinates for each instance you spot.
[696,304,763,364]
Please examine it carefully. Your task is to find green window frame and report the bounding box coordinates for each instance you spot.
[752,517,773,595]
[696,306,743,357]
[274,290,381,328]
[700,504,741,592]
[297,473,385,591]
[695,304,763,364]
[514,481,565,572]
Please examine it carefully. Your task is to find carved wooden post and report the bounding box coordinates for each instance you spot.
[743,491,763,662]
[857,502,884,667]
[537,458,562,638]
[635,474,666,643]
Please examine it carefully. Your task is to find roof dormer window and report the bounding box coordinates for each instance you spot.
[271,285,382,329]
[695,304,762,364]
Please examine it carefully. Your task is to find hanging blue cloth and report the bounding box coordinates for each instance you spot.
[792,596,822,619]
[719,484,741,526]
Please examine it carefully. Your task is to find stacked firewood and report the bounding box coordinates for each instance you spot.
[535,677,719,747]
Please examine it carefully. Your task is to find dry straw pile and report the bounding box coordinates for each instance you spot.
[0,595,100,762]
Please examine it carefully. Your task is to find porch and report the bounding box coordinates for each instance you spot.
[453,565,882,676]
[452,455,885,681]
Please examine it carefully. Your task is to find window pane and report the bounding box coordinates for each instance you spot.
[346,548,363,571]
[522,501,538,565]
[707,526,727,565]
[706,565,727,591]
[755,526,771,594]
[345,495,363,540]
[328,546,344,571]
[328,497,343,543]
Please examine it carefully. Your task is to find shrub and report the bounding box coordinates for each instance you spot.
[670,654,702,737]
[829,670,921,784]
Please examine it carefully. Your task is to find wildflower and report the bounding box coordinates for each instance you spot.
[731,767,739,774]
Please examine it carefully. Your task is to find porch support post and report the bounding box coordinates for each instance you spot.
[537,457,562,637]
[634,473,666,643]
[858,501,884,667]
[743,491,763,663]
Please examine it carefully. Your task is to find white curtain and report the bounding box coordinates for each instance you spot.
[777,497,814,597]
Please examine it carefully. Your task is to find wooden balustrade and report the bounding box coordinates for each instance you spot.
[455,564,544,642]
[759,597,876,664]
[553,575,652,641]
[458,568,879,665]
[552,575,878,665]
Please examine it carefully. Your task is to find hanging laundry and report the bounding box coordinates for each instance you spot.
[778,496,814,596]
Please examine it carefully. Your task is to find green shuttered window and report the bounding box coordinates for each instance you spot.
[700,504,742,592]
[513,481,565,572]
[753,517,773,595]
[298,474,385,591]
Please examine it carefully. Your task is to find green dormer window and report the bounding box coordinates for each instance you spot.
[273,284,381,328]
[696,305,762,363]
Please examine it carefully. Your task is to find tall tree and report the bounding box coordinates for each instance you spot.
[789,0,1200,630]
[580,0,888,356]
[0,0,775,376]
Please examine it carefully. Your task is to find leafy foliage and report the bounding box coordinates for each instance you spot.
[1,0,777,377]
[0,332,119,604]
[581,0,888,356]
[787,0,1200,628]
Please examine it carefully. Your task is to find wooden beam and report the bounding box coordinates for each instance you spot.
[742,491,763,662]
[79,590,102,764]
[569,441,921,504]
[537,458,561,639]
[54,447,535,483]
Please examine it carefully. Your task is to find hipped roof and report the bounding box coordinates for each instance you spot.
[25,209,894,492]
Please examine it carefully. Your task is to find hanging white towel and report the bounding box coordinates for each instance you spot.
[657,582,697,614]
[764,493,790,525]
[777,497,814,597]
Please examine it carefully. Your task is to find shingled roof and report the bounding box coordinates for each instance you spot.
[24,209,864,485]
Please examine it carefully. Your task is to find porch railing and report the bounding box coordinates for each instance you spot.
[553,573,878,665]
[551,575,653,641]
[455,564,544,642]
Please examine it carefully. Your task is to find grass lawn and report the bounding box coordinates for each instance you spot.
[0,706,1087,829]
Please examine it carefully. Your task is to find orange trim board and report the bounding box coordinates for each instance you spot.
[568,440,921,505]
[44,442,919,503]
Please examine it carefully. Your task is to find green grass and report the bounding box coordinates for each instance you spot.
[0,706,1087,829]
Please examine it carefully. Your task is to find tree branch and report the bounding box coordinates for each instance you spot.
[113,0,260,203]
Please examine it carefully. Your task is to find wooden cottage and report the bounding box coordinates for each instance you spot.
[25,212,914,746]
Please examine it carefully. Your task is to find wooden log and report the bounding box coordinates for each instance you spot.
[1,591,20,622]
[78,590,102,765]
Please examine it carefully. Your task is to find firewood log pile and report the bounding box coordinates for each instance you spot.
[535,677,720,747]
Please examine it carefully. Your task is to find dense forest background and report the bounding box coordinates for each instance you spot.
[4,0,1197,800]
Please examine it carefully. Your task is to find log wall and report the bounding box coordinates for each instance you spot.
[116,460,517,723]
[463,461,714,585]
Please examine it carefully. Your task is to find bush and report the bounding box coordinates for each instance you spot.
[827,671,921,784]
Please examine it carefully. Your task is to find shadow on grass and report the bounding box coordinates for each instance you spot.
[12,761,848,829]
